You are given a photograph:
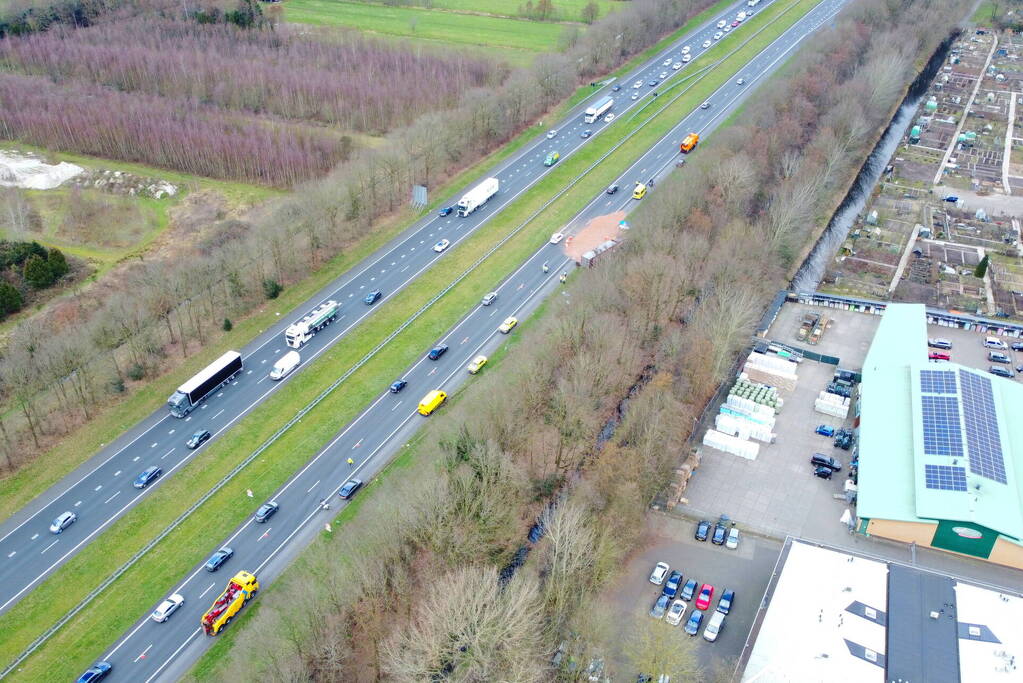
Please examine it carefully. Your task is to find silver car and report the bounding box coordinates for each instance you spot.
[49,511,76,534]
[151,594,184,622]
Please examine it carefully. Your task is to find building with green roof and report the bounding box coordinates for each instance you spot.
[857,304,1023,569]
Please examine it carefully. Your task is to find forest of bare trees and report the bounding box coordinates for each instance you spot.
[0,0,718,479]
[189,0,965,679]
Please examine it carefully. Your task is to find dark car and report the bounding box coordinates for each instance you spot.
[813,465,833,480]
[76,661,112,683]
[990,365,1014,378]
[580,130,592,138]
[695,519,711,541]
[711,518,728,545]
[944,195,959,202]
[390,379,407,393]
[834,429,853,450]
[133,465,162,489]
[205,546,234,572]
[186,429,211,450]
[364,290,382,305]
[438,206,454,217]
[662,570,683,599]
[680,578,698,601]
[811,453,842,471]
[606,184,619,195]
[339,478,363,500]
[428,344,449,360]
[650,594,670,618]
[1011,342,1023,352]
[647,79,659,86]
[683,610,703,636]
[612,84,622,91]
[717,589,734,614]
[254,501,279,523]
[989,351,1010,364]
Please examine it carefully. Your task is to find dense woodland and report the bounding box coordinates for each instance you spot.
[186,0,964,680]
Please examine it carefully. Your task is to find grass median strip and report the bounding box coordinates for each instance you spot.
[5,1,820,678]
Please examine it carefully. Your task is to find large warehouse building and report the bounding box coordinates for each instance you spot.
[857,303,1023,570]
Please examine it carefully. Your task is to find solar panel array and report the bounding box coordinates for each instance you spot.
[920,395,964,458]
[924,464,968,492]
[920,369,957,395]
[959,370,1007,484]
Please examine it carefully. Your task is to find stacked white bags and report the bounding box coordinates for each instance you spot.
[815,390,850,418]
[702,429,760,460]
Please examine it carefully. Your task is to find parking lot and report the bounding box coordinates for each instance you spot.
[600,514,782,678]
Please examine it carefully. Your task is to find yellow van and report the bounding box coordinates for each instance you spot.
[632,183,647,200]
[418,390,447,416]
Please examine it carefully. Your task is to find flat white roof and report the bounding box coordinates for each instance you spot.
[954,582,1023,682]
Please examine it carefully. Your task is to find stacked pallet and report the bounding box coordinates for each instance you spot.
[743,352,798,391]
[715,413,776,443]
[815,390,850,418]
[702,429,759,460]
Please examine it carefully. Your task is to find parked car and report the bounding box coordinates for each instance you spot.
[717,589,734,614]
[815,424,836,437]
[813,465,834,480]
[834,430,853,450]
[988,351,1010,364]
[650,594,670,619]
[133,465,162,489]
[702,610,725,642]
[339,478,363,499]
[254,501,279,523]
[726,526,740,550]
[662,570,683,599]
[76,662,112,683]
[50,510,77,534]
[389,379,407,393]
[467,355,488,374]
[944,195,959,202]
[186,429,211,449]
[364,290,382,305]
[428,344,449,360]
[811,453,842,471]
[695,584,714,611]
[438,206,454,217]
[433,239,450,253]
[928,338,953,349]
[1011,342,1023,351]
[649,561,670,585]
[683,610,704,635]
[498,317,518,334]
[695,519,711,541]
[990,366,1014,378]
[151,594,184,623]
[481,292,498,306]
[666,599,687,626]
[205,546,234,572]
[983,336,1008,349]
[929,352,951,361]
[712,517,729,545]
[680,578,698,601]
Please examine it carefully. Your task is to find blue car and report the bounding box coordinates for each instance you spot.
[133,465,162,489]
[364,290,382,305]
[205,546,234,572]
[695,519,711,541]
[438,206,454,217]
[815,425,836,437]
[944,195,959,203]
[684,610,703,635]
[717,589,734,614]
[680,578,698,601]
[390,380,407,393]
[650,594,670,619]
[662,570,683,599]
[76,661,112,683]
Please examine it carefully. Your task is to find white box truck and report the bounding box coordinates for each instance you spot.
[456,177,499,217]
[269,351,301,381]
[584,96,614,124]
[284,300,340,348]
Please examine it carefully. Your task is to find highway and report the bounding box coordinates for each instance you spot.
[79,0,850,679]
[0,0,778,616]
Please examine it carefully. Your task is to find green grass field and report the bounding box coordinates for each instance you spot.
[971,1,997,24]
[371,0,618,21]
[285,0,571,52]
[3,0,819,678]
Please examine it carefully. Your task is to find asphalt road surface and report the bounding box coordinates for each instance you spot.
[0,0,775,617]
[76,0,849,680]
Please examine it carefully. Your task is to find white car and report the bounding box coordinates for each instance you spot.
[633,80,643,88]
[702,39,712,48]
[700,101,710,109]
[736,11,747,21]
[716,19,727,28]
[726,526,740,549]
[737,77,745,85]
[433,239,450,253]
[549,232,565,244]
[604,113,615,123]
[682,54,692,63]
[672,62,682,70]
[681,45,691,54]
[649,561,670,585]
[662,58,673,66]
[151,594,184,623]
[714,31,723,40]
[659,71,668,79]
[723,24,731,32]
[546,129,557,139]
[631,92,639,100]
[666,599,688,626]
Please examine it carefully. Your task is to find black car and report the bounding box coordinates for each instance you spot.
[186,428,211,449]
[364,290,382,305]
[612,84,622,91]
[205,546,234,572]
[662,570,683,599]
[428,344,449,360]
[717,589,734,615]
[254,501,279,523]
[834,429,853,450]
[339,478,363,499]
[390,379,407,393]
[712,520,728,545]
[438,206,454,217]
[680,578,698,601]
[132,465,162,489]
[606,184,619,195]
[695,519,711,541]
[811,453,842,471]
[813,465,833,480]
[1012,342,1023,352]
[647,79,659,86]
[580,130,592,138]
[76,661,112,683]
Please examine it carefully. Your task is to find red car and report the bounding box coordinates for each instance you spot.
[928,352,951,361]
[695,583,714,611]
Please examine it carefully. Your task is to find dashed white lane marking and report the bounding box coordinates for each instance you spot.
[135,644,152,662]
[198,582,216,600]
[306,480,320,494]
[105,492,121,504]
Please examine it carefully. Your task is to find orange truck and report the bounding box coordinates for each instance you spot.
[680,133,699,153]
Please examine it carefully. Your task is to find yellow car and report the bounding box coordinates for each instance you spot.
[498,317,518,334]
[632,183,647,200]
[467,355,488,374]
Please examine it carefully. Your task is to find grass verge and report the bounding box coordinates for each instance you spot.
[5,0,819,677]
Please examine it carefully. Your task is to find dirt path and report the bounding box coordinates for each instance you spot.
[564,210,628,263]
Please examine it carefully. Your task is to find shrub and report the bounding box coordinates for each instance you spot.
[23,254,54,288]
[0,281,24,317]
[222,318,233,332]
[127,363,145,381]
[262,279,283,299]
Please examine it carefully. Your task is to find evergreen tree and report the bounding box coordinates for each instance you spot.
[0,282,23,317]
[23,254,54,288]
[47,247,69,280]
[974,254,990,279]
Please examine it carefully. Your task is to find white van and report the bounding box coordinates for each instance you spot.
[269,351,301,380]
[983,336,1008,350]
[703,610,725,642]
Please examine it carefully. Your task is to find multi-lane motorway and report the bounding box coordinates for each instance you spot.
[72,0,850,679]
[0,0,782,617]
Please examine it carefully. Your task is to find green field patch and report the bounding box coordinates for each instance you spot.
[358,0,617,21]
